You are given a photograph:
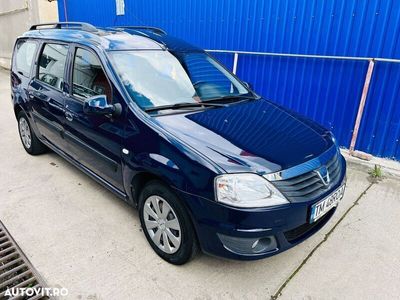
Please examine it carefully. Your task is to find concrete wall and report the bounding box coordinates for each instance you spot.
[0,0,58,69]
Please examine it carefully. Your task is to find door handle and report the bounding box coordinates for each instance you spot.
[28,90,37,99]
[28,90,44,99]
[65,111,73,122]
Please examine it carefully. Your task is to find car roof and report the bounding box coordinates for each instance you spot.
[21,23,202,52]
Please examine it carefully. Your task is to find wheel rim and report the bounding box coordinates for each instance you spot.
[143,195,182,254]
[19,117,31,149]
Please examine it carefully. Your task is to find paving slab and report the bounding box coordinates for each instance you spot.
[279,177,400,300]
[0,69,384,299]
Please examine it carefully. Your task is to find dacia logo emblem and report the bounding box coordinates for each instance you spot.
[316,165,330,186]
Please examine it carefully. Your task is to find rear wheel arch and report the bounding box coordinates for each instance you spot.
[16,110,46,155]
[14,104,23,119]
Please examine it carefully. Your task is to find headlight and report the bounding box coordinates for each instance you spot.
[215,173,289,208]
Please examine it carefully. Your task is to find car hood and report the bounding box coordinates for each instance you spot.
[152,98,334,174]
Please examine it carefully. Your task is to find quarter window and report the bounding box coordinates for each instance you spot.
[38,43,69,91]
[72,48,112,101]
[15,40,37,77]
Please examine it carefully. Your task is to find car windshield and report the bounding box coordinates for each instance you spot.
[108,51,250,110]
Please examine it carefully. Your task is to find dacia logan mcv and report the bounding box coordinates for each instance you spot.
[11,22,346,265]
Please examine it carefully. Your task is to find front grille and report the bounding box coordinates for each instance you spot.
[284,208,335,243]
[0,221,49,299]
[272,152,342,202]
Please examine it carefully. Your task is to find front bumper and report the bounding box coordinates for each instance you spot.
[178,157,346,260]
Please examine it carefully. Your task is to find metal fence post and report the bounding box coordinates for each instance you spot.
[349,59,375,153]
[232,52,239,74]
[63,0,69,22]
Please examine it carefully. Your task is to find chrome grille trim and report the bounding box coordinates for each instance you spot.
[264,145,338,181]
[268,149,343,202]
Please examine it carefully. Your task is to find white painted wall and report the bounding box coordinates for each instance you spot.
[0,0,58,69]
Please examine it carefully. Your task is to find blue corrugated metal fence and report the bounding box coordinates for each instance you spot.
[57,0,400,160]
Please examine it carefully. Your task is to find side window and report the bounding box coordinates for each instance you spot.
[72,48,112,101]
[14,40,37,77]
[38,43,69,91]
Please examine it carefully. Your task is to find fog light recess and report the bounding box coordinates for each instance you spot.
[217,234,278,255]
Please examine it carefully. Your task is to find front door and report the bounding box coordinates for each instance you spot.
[63,46,124,191]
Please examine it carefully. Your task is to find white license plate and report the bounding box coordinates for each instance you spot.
[310,184,345,223]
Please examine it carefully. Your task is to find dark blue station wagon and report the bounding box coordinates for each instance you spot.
[11,22,346,264]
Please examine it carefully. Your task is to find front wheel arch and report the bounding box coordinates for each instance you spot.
[138,179,199,264]
[131,172,202,248]
[130,172,165,207]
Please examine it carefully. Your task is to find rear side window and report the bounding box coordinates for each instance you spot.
[72,48,112,101]
[14,40,37,77]
[38,43,69,91]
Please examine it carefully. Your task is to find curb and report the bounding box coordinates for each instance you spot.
[341,149,400,178]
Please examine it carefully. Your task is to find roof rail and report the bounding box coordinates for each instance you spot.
[30,22,98,33]
[115,26,167,35]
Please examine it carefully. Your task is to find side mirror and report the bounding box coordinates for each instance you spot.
[243,81,253,90]
[83,95,122,117]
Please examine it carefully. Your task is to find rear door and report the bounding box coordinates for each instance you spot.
[28,42,69,151]
[63,45,124,190]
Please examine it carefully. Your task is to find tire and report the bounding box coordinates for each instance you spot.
[139,180,198,265]
[17,111,46,155]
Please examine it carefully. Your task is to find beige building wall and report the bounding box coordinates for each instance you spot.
[0,0,58,69]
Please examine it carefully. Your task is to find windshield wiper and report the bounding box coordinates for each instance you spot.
[202,94,257,103]
[144,102,226,112]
